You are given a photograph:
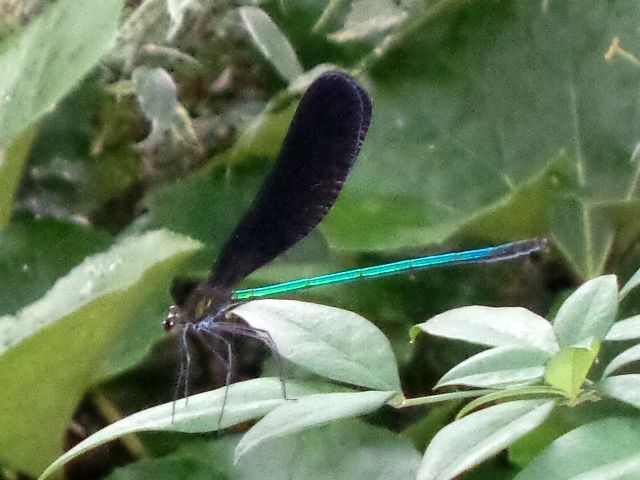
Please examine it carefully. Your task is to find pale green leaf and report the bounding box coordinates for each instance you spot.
[39,378,326,480]
[234,299,401,391]
[238,6,303,83]
[436,346,549,389]
[515,417,640,480]
[413,306,558,353]
[417,400,555,480]
[234,390,395,462]
[553,275,618,347]
[603,344,640,377]
[607,315,640,341]
[599,375,640,408]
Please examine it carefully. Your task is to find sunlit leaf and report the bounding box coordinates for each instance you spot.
[412,306,558,353]
[234,390,395,462]
[553,275,618,347]
[417,400,555,480]
[514,417,640,479]
[234,300,401,391]
[436,346,549,389]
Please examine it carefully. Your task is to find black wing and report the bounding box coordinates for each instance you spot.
[209,71,372,290]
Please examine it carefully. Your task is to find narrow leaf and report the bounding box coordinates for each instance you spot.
[553,275,619,347]
[599,375,640,408]
[234,300,401,391]
[436,346,549,389]
[238,6,303,82]
[514,417,640,480]
[603,344,640,377]
[234,390,395,462]
[621,267,640,299]
[606,315,640,341]
[414,306,558,353]
[417,400,555,480]
[39,378,325,480]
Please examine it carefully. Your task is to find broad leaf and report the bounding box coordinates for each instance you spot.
[0,230,200,475]
[553,275,618,347]
[234,299,401,391]
[320,1,640,280]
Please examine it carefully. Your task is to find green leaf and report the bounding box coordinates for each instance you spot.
[599,375,640,408]
[0,126,37,226]
[603,344,640,377]
[544,345,598,398]
[234,390,395,462]
[553,275,619,347]
[606,315,640,341]
[235,420,421,480]
[0,230,200,475]
[514,417,640,480]
[0,218,112,315]
[38,378,325,480]
[413,306,558,353]
[238,6,303,83]
[320,1,640,280]
[132,66,200,151]
[550,196,615,280]
[109,420,421,480]
[621,267,640,299]
[234,299,401,392]
[328,0,407,42]
[0,0,125,150]
[436,346,550,389]
[417,400,555,480]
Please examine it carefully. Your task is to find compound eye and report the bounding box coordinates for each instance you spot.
[164,305,180,332]
[163,318,175,332]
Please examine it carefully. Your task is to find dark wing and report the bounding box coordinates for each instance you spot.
[209,71,372,290]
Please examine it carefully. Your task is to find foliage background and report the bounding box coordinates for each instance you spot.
[2,0,640,478]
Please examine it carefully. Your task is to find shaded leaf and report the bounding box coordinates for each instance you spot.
[328,0,407,42]
[239,6,303,83]
[0,0,124,150]
[0,230,200,475]
[0,218,112,315]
